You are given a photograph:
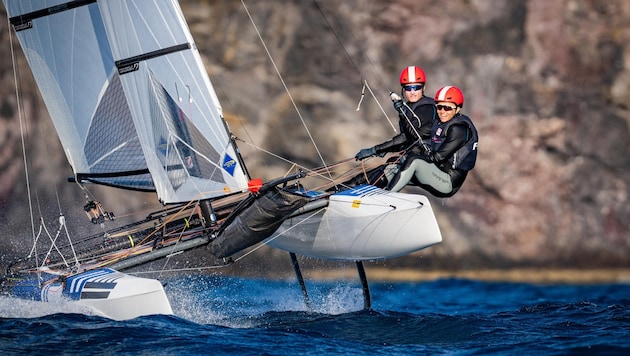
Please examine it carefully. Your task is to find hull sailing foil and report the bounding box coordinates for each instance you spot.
[1,0,442,320]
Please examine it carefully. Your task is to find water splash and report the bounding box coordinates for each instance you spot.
[0,295,95,319]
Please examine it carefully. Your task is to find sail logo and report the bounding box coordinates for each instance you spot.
[222,154,237,176]
[118,62,140,75]
[13,21,33,32]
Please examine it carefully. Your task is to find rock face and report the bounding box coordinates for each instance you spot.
[1,0,629,269]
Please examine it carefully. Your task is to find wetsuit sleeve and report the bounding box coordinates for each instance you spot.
[373,133,407,154]
[432,124,469,163]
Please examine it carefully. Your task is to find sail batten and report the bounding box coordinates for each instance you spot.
[9,0,96,28]
[5,0,148,190]
[115,43,191,74]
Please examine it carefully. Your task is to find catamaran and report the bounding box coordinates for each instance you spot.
[1,0,441,320]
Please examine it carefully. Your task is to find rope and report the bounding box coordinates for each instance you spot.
[156,203,208,278]
[8,14,41,281]
[398,102,431,153]
[312,0,362,79]
[95,199,201,268]
[240,0,333,183]
[39,217,72,269]
[233,137,354,184]
[132,206,327,276]
[312,0,399,131]
[312,0,389,91]
[235,207,325,262]
[365,80,398,133]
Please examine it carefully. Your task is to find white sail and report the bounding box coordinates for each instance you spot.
[5,0,249,203]
[4,0,155,191]
[97,0,249,203]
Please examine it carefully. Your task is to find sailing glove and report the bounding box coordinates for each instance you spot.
[393,100,404,111]
[355,147,376,160]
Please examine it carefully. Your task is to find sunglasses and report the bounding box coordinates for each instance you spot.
[403,84,424,92]
[436,104,457,111]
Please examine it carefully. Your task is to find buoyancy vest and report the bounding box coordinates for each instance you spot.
[431,114,478,171]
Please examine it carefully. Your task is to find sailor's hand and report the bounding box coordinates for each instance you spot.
[355,147,376,161]
[393,100,404,111]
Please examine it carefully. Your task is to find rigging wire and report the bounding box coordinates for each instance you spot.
[35,87,82,267]
[234,137,351,180]
[240,0,334,183]
[365,80,398,133]
[312,0,363,82]
[156,201,207,278]
[223,0,399,186]
[312,0,389,90]
[38,216,72,269]
[312,0,391,93]
[132,206,327,275]
[8,14,40,276]
[312,0,398,131]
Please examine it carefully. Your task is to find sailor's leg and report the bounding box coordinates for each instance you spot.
[383,163,400,184]
[410,160,453,194]
[387,160,418,192]
[388,159,454,194]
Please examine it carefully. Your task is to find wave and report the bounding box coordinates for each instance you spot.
[1,276,629,354]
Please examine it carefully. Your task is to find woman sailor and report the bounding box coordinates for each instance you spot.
[386,86,478,197]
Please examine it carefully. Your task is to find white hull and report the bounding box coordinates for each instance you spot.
[267,186,442,260]
[39,269,172,321]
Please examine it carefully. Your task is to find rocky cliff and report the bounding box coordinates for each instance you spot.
[1,0,628,270]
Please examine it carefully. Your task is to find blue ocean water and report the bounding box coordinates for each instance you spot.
[1,275,629,355]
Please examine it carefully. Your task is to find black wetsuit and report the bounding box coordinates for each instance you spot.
[349,96,436,189]
[373,96,436,155]
[399,112,478,197]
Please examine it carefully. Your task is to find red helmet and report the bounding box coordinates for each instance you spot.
[434,86,464,107]
[399,66,426,85]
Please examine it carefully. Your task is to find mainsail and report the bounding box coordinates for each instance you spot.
[5,0,249,203]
